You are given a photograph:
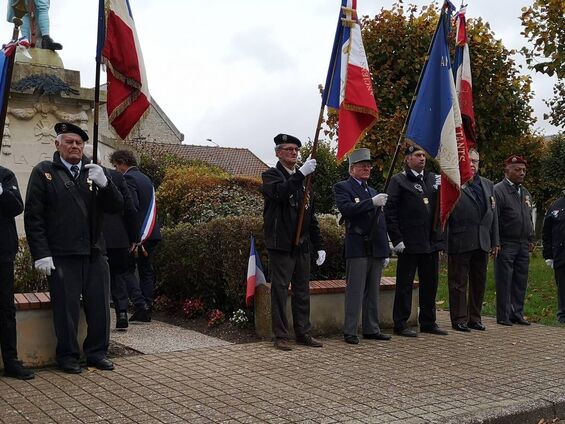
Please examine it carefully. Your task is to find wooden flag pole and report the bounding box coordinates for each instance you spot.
[0,0,26,152]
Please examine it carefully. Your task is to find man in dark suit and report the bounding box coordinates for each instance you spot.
[0,166,34,379]
[542,190,565,323]
[25,123,123,373]
[334,148,391,344]
[262,133,325,351]
[109,150,160,319]
[494,155,535,326]
[447,149,499,332]
[385,145,448,337]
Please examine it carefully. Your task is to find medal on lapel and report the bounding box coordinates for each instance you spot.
[44,172,52,181]
[490,196,496,209]
[525,195,531,208]
[423,197,429,205]
[354,197,360,203]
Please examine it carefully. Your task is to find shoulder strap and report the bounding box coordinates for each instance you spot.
[54,167,89,220]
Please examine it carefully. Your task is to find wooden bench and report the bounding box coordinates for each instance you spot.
[12,292,86,368]
[254,277,420,338]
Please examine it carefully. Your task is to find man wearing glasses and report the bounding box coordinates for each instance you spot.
[261,133,325,351]
[446,149,499,332]
[334,148,391,344]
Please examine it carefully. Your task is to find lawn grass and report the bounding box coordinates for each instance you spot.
[383,252,562,326]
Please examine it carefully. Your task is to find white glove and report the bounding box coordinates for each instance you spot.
[0,183,3,196]
[545,259,554,268]
[383,258,390,268]
[298,157,317,177]
[393,242,406,253]
[316,250,326,266]
[35,257,56,276]
[84,163,108,188]
[372,193,388,207]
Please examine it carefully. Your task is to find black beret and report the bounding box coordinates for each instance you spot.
[54,122,89,142]
[404,144,424,156]
[274,133,301,148]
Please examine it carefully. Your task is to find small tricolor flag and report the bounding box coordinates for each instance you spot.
[405,1,470,228]
[245,237,267,307]
[97,0,150,140]
[323,0,378,161]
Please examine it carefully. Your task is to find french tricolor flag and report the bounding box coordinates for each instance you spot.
[140,186,157,243]
[245,237,266,307]
[323,0,378,161]
[405,1,470,228]
[97,0,150,140]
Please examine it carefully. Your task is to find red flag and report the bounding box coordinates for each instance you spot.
[99,0,150,140]
[322,0,378,160]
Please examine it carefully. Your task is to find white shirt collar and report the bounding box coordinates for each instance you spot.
[60,157,82,173]
[283,165,295,175]
[411,169,423,178]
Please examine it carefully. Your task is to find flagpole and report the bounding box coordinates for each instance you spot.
[0,1,26,152]
[382,2,449,192]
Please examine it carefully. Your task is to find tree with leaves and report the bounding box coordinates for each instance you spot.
[521,0,565,128]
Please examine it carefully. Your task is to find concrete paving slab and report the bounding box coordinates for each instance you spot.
[1,311,565,423]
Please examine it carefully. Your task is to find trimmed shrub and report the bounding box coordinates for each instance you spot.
[14,238,48,293]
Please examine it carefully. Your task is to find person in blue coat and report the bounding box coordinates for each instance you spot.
[334,148,391,344]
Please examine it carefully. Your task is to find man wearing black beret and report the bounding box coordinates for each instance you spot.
[24,122,124,373]
[261,133,325,351]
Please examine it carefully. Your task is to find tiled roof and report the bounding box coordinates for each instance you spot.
[128,141,268,179]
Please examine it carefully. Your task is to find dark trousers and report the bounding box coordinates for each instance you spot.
[394,251,439,330]
[0,262,18,365]
[448,250,488,324]
[344,257,384,336]
[136,239,159,308]
[494,241,529,322]
[48,255,110,365]
[268,248,311,339]
[107,248,145,312]
[555,266,565,323]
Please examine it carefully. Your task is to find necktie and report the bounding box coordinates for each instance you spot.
[362,182,368,192]
[70,165,79,179]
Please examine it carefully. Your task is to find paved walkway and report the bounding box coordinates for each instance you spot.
[1,312,565,423]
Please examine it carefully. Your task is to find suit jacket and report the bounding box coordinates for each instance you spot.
[0,166,23,262]
[447,176,499,254]
[334,177,389,259]
[385,168,444,254]
[123,166,161,243]
[103,169,139,249]
[542,195,565,269]
[494,179,535,244]
[261,162,323,253]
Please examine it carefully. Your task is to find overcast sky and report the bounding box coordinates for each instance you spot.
[1,0,559,165]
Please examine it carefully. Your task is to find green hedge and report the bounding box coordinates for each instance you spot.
[13,238,48,293]
[154,215,345,313]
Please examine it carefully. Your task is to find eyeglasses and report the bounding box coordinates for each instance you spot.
[280,147,299,152]
[470,159,480,164]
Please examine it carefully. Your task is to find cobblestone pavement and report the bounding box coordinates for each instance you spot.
[1,312,565,423]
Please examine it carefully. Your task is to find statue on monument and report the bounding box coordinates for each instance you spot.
[7,0,62,51]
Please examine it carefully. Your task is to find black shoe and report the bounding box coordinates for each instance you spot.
[87,358,114,371]
[394,328,418,337]
[497,320,513,326]
[296,334,323,347]
[41,35,63,50]
[116,311,128,330]
[468,321,486,331]
[421,326,448,335]
[363,333,391,341]
[4,360,34,380]
[510,317,531,326]
[344,335,360,344]
[130,307,151,322]
[58,362,82,374]
[274,338,293,351]
[452,323,471,332]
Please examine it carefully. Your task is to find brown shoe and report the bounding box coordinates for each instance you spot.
[274,338,293,351]
[296,334,323,347]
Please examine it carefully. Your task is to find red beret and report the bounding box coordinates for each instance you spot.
[504,155,527,166]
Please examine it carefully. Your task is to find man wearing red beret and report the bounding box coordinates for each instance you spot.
[493,155,535,326]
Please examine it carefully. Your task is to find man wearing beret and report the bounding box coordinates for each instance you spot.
[494,155,535,326]
[385,145,448,337]
[446,149,499,332]
[262,133,325,351]
[542,189,565,323]
[334,148,391,344]
[0,165,34,379]
[24,123,123,373]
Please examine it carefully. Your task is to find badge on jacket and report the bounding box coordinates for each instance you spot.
[414,184,423,193]
[490,196,496,209]
[423,197,429,205]
[525,195,532,208]
[44,172,52,181]
[355,197,360,203]
[551,209,560,218]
